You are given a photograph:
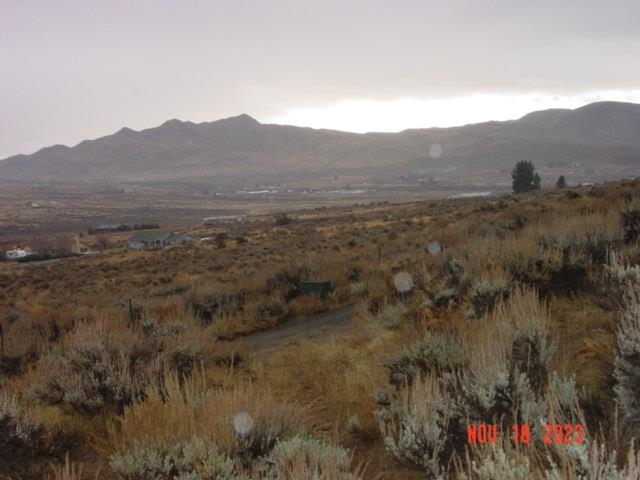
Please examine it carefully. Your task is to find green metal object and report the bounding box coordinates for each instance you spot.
[300,281,334,299]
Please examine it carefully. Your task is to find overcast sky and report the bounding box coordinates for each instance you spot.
[2,0,640,158]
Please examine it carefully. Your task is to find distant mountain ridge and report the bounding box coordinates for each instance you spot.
[1,101,640,184]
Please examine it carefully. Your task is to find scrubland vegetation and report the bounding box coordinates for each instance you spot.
[2,178,640,478]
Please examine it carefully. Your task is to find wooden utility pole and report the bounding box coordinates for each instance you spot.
[0,324,4,355]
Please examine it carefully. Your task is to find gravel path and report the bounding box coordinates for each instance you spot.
[240,304,356,358]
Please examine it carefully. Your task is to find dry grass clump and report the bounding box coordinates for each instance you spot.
[44,454,88,480]
[107,373,360,479]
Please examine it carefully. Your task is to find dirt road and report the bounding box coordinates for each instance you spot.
[240,304,356,357]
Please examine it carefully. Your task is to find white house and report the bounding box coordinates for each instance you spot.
[5,249,32,260]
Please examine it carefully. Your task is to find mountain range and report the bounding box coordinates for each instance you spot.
[1,101,640,185]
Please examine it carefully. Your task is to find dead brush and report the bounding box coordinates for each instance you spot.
[108,371,308,460]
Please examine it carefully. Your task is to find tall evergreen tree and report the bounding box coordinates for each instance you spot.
[556,175,567,189]
[511,161,541,193]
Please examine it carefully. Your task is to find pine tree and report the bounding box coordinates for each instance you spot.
[556,175,567,189]
[511,161,541,193]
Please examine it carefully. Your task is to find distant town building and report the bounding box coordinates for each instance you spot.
[5,249,32,260]
[127,231,198,249]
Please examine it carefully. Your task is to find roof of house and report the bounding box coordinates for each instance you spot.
[128,230,171,243]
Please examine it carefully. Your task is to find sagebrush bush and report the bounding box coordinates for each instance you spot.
[434,288,461,308]
[384,333,464,388]
[29,319,151,413]
[378,289,564,473]
[609,255,640,435]
[186,288,246,325]
[377,375,453,477]
[470,280,509,316]
[467,442,640,480]
[268,435,358,480]
[110,437,236,480]
[458,441,533,480]
[622,204,640,244]
[373,301,406,329]
[0,391,42,455]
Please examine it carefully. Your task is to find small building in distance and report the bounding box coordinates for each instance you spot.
[127,230,199,249]
[5,249,33,260]
[90,223,128,234]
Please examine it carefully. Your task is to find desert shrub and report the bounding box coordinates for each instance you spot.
[0,314,48,375]
[264,265,311,301]
[110,437,236,480]
[434,288,461,308]
[257,300,285,319]
[346,414,362,435]
[470,280,509,316]
[0,391,77,475]
[377,375,454,477]
[186,288,246,325]
[267,435,358,480]
[29,318,152,414]
[611,262,640,436]
[384,333,464,388]
[458,441,533,480]
[0,391,42,458]
[545,442,640,480]
[374,301,406,329]
[2,307,21,324]
[379,289,561,472]
[443,258,464,287]
[274,213,292,226]
[605,252,640,310]
[622,204,640,244]
[459,289,554,422]
[545,254,592,296]
[347,266,362,282]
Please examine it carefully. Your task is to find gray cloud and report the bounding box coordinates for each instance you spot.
[1,0,640,157]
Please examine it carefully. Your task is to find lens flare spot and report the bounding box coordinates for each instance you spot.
[428,241,442,256]
[393,271,414,293]
[233,412,254,436]
[428,144,443,158]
